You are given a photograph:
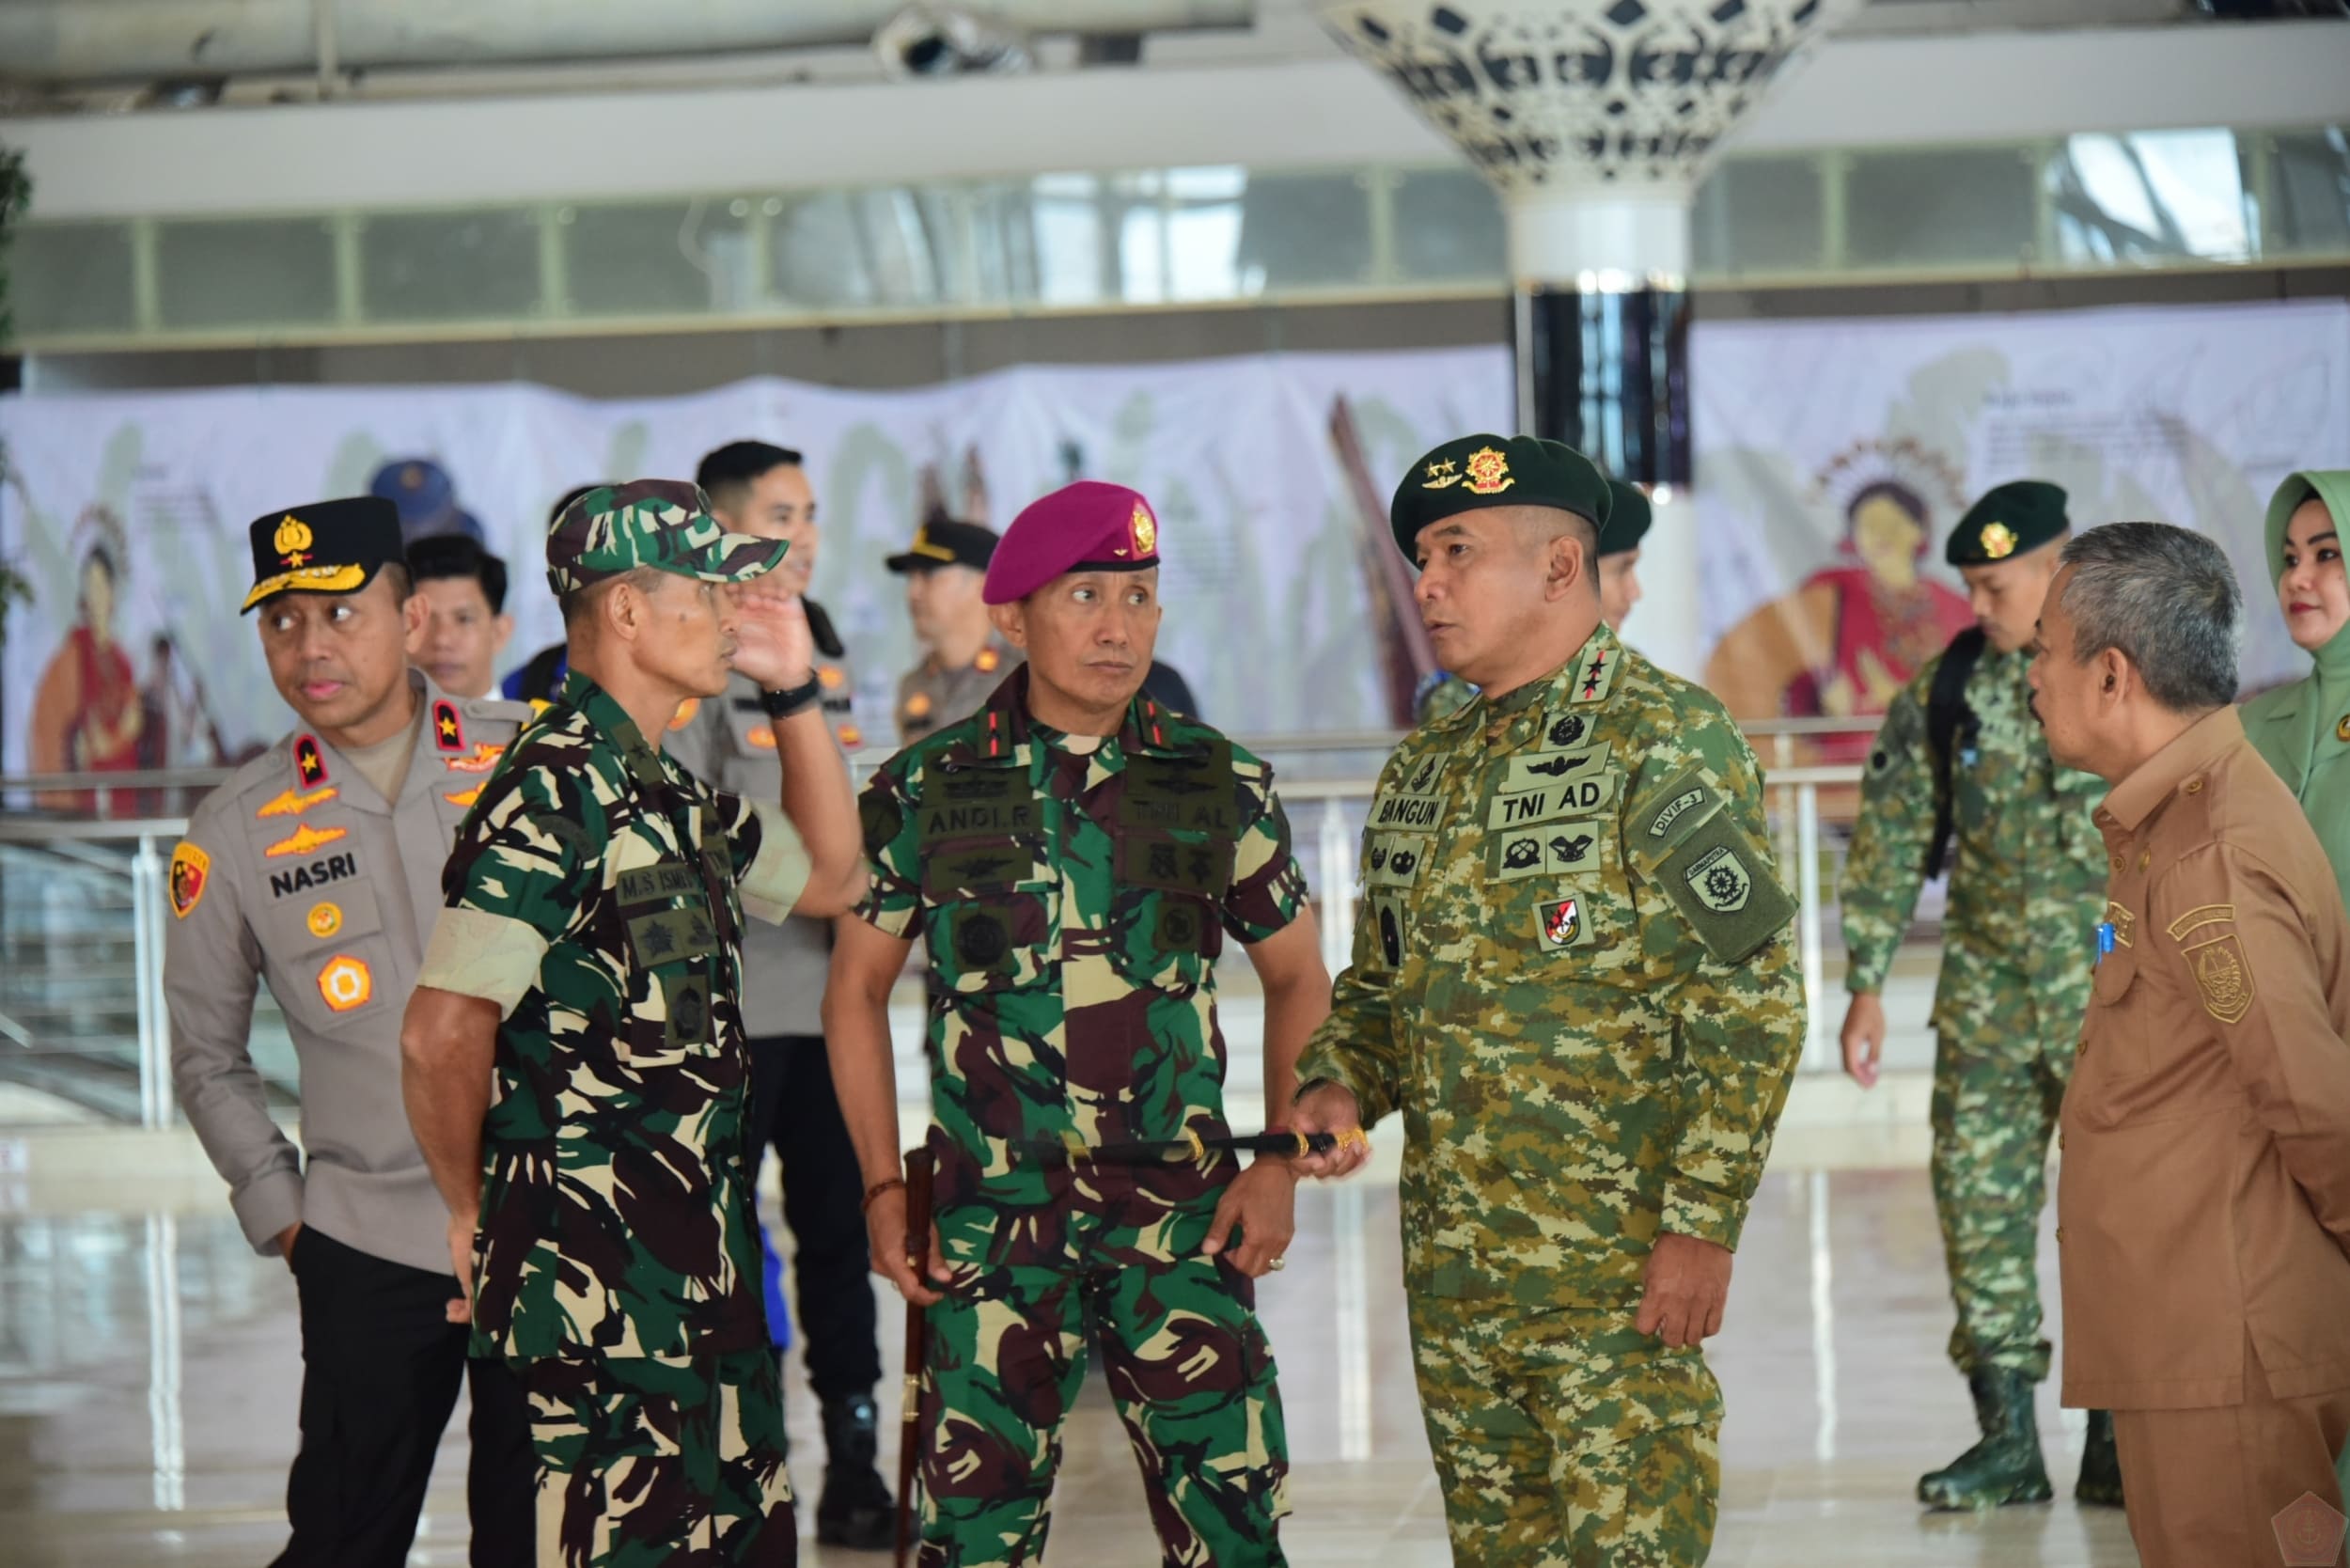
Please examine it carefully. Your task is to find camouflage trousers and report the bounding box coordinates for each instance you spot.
[1930,1025,2071,1382]
[516,1349,794,1568]
[915,1184,1291,1567]
[1408,1297,1721,1568]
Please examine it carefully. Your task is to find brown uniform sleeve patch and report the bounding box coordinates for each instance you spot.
[2182,931,2254,1025]
[2166,902,2235,942]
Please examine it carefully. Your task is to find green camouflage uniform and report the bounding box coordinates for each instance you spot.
[1841,643,2107,1381]
[855,668,1308,1568]
[419,670,812,1568]
[1293,624,1805,1568]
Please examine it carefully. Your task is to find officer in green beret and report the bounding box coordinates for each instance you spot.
[1838,479,2121,1510]
[1598,478,1653,637]
[1289,433,1806,1565]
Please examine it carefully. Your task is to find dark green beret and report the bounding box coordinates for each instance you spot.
[1600,479,1652,558]
[1946,480,2068,567]
[1391,433,1613,560]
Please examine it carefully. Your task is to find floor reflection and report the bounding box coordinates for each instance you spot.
[0,1165,2136,1566]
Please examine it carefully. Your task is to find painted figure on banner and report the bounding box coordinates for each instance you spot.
[1708,440,1974,765]
[28,507,147,808]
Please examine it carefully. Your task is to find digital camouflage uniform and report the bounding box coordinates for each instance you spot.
[1294,623,1806,1568]
[418,670,813,1568]
[855,667,1308,1568]
[1841,644,2107,1382]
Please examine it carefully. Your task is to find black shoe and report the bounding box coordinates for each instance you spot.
[1918,1368,2054,1511]
[816,1393,896,1551]
[2076,1408,2124,1507]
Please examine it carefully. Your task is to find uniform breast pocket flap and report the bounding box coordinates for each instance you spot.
[2091,945,2137,1006]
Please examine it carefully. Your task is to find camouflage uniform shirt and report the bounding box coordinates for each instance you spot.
[418,671,812,1362]
[1294,625,1806,1305]
[854,669,1307,1231]
[1841,644,2107,1037]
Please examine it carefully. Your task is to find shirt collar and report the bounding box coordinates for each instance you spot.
[560,670,670,791]
[967,664,1191,763]
[1452,621,1623,730]
[2099,705,2243,834]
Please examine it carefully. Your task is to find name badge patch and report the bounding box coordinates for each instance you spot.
[1369,791,1443,833]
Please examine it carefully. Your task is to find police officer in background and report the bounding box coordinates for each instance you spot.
[666,438,895,1548]
[1838,482,2118,1512]
[167,497,535,1567]
[407,533,515,701]
[886,512,1021,742]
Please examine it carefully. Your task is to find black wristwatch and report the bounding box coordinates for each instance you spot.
[759,676,822,721]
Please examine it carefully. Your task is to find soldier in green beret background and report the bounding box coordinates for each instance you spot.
[1290,433,1806,1566]
[1598,477,1653,638]
[1837,479,2121,1511]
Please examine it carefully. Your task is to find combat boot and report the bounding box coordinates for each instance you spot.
[816,1392,896,1550]
[1918,1368,2054,1511]
[2076,1408,2124,1506]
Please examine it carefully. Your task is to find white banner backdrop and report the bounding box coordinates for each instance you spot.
[1689,298,2350,758]
[0,348,1512,776]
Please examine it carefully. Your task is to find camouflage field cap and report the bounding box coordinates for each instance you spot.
[1947,480,2068,567]
[1391,433,1613,560]
[545,478,788,597]
[1601,479,1653,559]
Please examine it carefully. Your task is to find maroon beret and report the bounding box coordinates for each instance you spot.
[982,480,1161,605]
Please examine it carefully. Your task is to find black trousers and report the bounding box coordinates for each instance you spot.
[274,1225,534,1568]
[746,1033,883,1402]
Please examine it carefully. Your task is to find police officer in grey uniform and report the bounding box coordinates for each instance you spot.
[166,496,534,1568]
[886,513,1022,743]
[666,439,895,1549]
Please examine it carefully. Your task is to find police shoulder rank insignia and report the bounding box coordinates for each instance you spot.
[294,734,330,788]
[169,842,211,918]
[1537,896,1591,949]
[432,699,464,753]
[1464,447,1513,495]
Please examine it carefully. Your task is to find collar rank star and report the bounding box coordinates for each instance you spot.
[432,699,464,753]
[293,734,330,789]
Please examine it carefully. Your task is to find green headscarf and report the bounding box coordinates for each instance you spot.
[2264,469,2350,770]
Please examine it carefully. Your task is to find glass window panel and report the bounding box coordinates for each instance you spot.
[1029,175,1108,307]
[11,223,136,337]
[1692,154,1825,274]
[2050,130,2250,264]
[2264,128,2350,258]
[566,199,754,317]
[360,208,541,322]
[1843,147,2036,268]
[770,191,873,307]
[1237,171,1372,290]
[1390,167,1506,282]
[156,217,337,329]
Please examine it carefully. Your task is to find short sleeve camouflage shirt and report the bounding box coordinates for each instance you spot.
[423,672,810,1361]
[854,670,1307,1210]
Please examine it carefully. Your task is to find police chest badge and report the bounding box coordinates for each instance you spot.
[1685,844,1752,913]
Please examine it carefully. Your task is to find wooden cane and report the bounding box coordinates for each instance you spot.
[895,1146,935,1568]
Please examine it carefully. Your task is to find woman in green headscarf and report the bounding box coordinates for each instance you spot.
[2244,471,2350,911]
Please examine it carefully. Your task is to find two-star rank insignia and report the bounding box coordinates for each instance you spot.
[1576,647,1615,703]
[432,699,463,753]
[293,735,330,788]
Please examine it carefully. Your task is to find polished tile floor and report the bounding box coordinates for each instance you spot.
[0,1144,2139,1566]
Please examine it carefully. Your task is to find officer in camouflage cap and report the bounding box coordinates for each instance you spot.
[1838,479,2121,1511]
[401,478,870,1566]
[1290,432,1806,1567]
[826,479,1334,1567]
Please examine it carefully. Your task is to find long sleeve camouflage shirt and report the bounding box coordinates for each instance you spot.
[1293,625,1807,1308]
[1841,644,2107,1047]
